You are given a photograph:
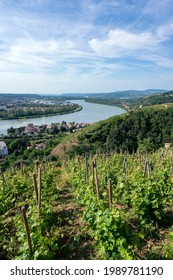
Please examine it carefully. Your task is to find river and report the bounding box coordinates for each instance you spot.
[0,100,126,135]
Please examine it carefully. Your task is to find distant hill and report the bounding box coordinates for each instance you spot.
[0,90,168,99]
[0,93,40,98]
[60,89,168,99]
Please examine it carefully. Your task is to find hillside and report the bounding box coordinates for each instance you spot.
[135,91,173,108]
[52,106,173,157]
[58,89,168,100]
[83,90,173,112]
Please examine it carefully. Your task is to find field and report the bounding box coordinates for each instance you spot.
[1,149,173,259]
[143,103,173,110]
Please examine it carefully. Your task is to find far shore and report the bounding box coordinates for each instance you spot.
[0,106,83,121]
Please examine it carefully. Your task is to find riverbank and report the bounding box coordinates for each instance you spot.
[0,105,82,121]
[84,98,130,111]
[0,100,126,135]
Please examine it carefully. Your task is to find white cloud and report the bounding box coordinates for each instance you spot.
[88,25,173,71]
[3,38,84,70]
[89,28,161,58]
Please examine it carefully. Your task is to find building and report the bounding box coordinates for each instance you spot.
[0,141,8,156]
[24,123,40,134]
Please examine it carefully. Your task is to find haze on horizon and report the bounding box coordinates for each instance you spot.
[0,0,173,94]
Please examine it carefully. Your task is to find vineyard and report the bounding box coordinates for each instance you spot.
[1,149,173,259]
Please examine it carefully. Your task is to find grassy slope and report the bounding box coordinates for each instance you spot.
[142,103,173,110]
[51,112,127,156]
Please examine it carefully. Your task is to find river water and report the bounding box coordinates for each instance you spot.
[0,100,126,135]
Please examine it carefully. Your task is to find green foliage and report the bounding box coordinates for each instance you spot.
[0,161,59,259]
[72,107,173,155]
[136,91,173,108]
[163,227,173,259]
[2,148,173,260]
[68,151,173,259]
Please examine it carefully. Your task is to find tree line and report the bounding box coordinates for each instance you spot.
[72,107,173,155]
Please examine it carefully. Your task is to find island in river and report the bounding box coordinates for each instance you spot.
[0,94,82,120]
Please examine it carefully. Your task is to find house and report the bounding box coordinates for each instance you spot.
[24,123,34,134]
[0,141,8,156]
[24,123,40,134]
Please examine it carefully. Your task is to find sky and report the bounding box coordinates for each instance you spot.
[0,0,173,94]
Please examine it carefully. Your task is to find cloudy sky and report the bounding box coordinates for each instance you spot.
[0,0,173,94]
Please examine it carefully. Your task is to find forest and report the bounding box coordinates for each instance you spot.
[63,107,173,157]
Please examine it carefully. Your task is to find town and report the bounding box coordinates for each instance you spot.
[7,121,90,137]
[0,94,82,120]
[0,121,90,162]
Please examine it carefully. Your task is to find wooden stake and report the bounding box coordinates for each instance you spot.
[38,168,42,216]
[85,155,89,184]
[35,160,39,174]
[33,173,38,204]
[147,161,151,179]
[143,158,151,179]
[94,159,100,199]
[92,160,95,192]
[108,179,112,208]
[143,158,148,177]
[20,206,33,255]
[123,156,128,182]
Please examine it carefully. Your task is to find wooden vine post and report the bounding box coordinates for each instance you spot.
[93,159,100,199]
[147,161,151,179]
[20,206,33,255]
[38,167,42,216]
[35,160,39,174]
[123,156,128,182]
[85,155,89,184]
[143,158,151,179]
[92,160,95,192]
[33,173,38,204]
[143,158,148,177]
[107,179,112,208]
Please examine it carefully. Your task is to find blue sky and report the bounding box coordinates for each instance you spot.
[0,0,173,94]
